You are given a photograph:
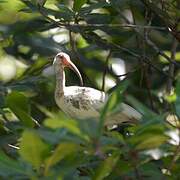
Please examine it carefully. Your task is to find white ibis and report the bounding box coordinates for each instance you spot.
[53,52,142,127]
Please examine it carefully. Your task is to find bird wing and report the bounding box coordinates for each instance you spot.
[63,86,106,119]
[63,86,141,125]
[105,103,142,126]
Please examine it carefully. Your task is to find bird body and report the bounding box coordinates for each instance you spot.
[55,86,106,120]
[53,52,141,126]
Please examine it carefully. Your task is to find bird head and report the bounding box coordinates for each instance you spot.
[53,52,83,86]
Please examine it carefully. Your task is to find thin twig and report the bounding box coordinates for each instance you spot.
[166,39,178,94]
[109,40,173,79]
[165,38,178,110]
[144,64,154,109]
[101,50,112,91]
[140,0,180,42]
[130,6,145,88]
[167,144,180,172]
[37,7,166,30]
[8,144,20,150]
[83,31,173,79]
[113,70,137,78]
[65,23,166,30]
[39,4,179,67]
[38,5,175,79]
[69,30,76,54]
[143,10,155,110]
[117,8,180,67]
[144,32,180,67]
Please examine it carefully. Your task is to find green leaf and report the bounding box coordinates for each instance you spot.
[139,162,164,179]
[130,133,168,150]
[21,0,38,12]
[0,150,26,177]
[0,1,7,3]
[45,142,80,175]
[6,91,35,127]
[73,0,87,12]
[159,51,180,64]
[19,130,50,170]
[98,81,129,136]
[37,0,46,6]
[129,118,168,150]
[44,6,74,21]
[24,58,49,76]
[93,153,119,180]
[116,159,133,174]
[44,118,89,141]
[7,91,29,113]
[79,2,109,16]
[165,93,177,103]
[126,95,157,118]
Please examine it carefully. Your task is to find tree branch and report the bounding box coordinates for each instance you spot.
[167,39,178,94]
[144,32,180,67]
[101,50,112,91]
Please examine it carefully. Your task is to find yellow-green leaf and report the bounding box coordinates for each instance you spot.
[45,142,79,175]
[134,134,168,150]
[93,153,119,180]
[19,130,50,170]
[44,118,89,141]
[6,91,35,127]
[73,0,87,12]
[0,150,26,176]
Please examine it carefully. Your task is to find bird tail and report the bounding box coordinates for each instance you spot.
[105,103,142,127]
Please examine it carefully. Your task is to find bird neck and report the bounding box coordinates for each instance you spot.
[55,66,65,96]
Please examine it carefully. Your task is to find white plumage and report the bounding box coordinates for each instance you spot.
[53,52,141,126]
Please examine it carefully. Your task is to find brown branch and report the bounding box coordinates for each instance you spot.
[143,11,155,110]
[101,50,112,91]
[167,144,180,173]
[141,0,180,42]
[144,32,180,67]
[167,39,178,94]
[38,5,179,74]
[69,30,76,54]
[165,39,178,110]
[117,7,180,68]
[65,23,166,30]
[113,70,137,78]
[37,7,167,30]
[38,5,175,80]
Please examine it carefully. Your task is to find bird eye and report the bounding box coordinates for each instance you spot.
[57,54,63,59]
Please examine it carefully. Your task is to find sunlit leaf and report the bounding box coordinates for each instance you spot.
[6,91,35,127]
[73,0,87,12]
[165,93,177,103]
[159,51,180,63]
[45,142,80,175]
[93,153,119,180]
[79,2,108,16]
[24,58,49,76]
[44,118,89,141]
[98,81,129,135]
[130,133,168,150]
[19,130,50,170]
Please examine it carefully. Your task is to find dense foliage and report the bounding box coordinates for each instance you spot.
[0,0,180,179]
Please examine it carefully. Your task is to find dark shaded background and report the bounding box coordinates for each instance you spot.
[0,0,179,179]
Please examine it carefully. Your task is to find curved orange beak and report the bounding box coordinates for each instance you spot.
[63,58,84,86]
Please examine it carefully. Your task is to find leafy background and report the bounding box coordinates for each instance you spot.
[0,0,180,179]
